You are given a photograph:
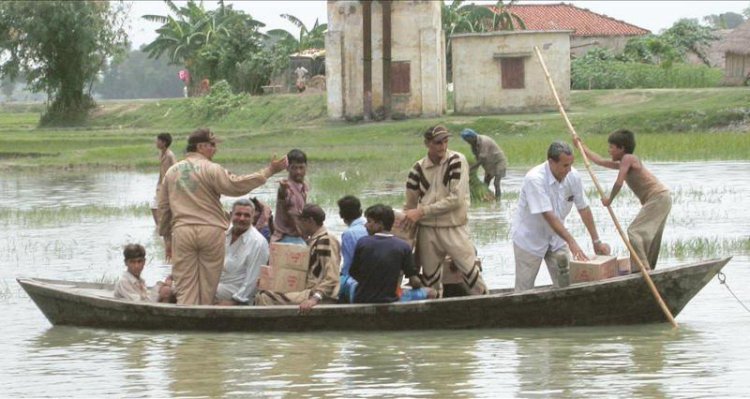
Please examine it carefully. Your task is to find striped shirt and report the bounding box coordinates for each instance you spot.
[306,226,341,300]
[405,149,470,227]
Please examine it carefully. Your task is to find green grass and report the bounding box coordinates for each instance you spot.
[0,88,748,174]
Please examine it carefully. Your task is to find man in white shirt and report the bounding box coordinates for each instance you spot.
[512,141,609,292]
[215,199,270,305]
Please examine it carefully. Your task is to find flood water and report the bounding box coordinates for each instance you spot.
[1,161,749,397]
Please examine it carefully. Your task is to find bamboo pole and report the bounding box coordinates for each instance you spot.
[533,46,678,328]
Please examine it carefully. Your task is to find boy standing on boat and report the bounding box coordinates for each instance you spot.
[575,130,671,270]
[404,125,487,298]
[271,149,309,244]
[214,199,269,305]
[158,128,288,305]
[255,204,341,314]
[512,141,609,292]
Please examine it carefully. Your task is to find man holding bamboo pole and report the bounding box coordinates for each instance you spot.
[512,141,610,292]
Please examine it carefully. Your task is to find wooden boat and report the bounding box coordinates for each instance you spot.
[18,257,730,332]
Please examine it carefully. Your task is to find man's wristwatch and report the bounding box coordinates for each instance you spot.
[312,292,323,302]
[593,239,602,245]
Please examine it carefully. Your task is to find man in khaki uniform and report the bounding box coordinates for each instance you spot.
[403,125,487,298]
[255,204,341,314]
[158,128,288,305]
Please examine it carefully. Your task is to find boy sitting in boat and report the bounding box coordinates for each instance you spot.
[254,204,341,314]
[348,204,437,303]
[575,129,671,270]
[114,244,174,302]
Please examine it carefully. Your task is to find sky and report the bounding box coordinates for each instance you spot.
[127,0,749,48]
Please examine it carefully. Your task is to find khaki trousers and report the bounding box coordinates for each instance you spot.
[417,225,487,297]
[514,243,569,292]
[628,191,671,270]
[171,225,225,305]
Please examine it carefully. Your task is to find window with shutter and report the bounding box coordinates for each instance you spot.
[501,57,525,89]
[391,62,410,94]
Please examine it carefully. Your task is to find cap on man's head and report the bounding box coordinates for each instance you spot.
[187,128,221,146]
[460,128,478,140]
[423,125,451,142]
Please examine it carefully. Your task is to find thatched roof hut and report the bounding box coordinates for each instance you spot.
[721,21,750,85]
[721,21,750,56]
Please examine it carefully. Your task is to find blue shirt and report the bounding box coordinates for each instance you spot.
[341,217,368,276]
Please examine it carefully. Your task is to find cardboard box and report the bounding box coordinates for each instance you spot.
[570,255,618,283]
[617,257,631,276]
[392,211,416,247]
[269,242,309,272]
[258,265,308,293]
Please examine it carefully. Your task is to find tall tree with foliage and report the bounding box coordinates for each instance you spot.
[266,14,327,54]
[0,1,129,125]
[662,19,718,66]
[441,0,525,81]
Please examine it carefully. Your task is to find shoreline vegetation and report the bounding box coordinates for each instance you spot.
[0,88,748,174]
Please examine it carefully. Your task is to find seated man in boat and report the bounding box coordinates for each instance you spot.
[114,243,173,302]
[254,204,341,314]
[337,195,369,303]
[512,141,610,292]
[215,199,269,306]
[349,204,437,303]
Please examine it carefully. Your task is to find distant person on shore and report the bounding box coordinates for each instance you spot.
[512,141,609,292]
[349,204,437,303]
[576,129,671,270]
[151,133,176,226]
[158,128,288,305]
[271,149,308,245]
[114,243,173,302]
[255,204,341,314]
[215,199,269,305]
[460,128,507,201]
[337,195,369,303]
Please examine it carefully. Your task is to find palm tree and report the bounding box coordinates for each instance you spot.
[266,14,327,54]
[141,0,211,69]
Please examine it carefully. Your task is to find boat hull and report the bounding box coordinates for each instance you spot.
[18,258,731,331]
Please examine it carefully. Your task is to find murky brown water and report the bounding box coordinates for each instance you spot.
[1,161,749,397]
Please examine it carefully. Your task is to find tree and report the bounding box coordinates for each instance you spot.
[0,1,129,125]
[266,14,327,54]
[143,0,271,94]
[703,12,745,29]
[441,0,525,81]
[662,19,717,66]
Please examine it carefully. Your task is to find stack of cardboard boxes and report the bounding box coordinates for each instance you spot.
[258,243,309,293]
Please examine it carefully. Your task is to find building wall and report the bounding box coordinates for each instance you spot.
[570,35,635,57]
[452,31,571,115]
[326,0,445,120]
[724,53,750,85]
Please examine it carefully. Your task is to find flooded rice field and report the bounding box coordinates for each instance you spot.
[1,161,749,397]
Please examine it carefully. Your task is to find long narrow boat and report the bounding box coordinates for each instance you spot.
[18,257,730,332]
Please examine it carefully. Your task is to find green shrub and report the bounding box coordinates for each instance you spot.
[189,80,249,120]
[572,57,723,90]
